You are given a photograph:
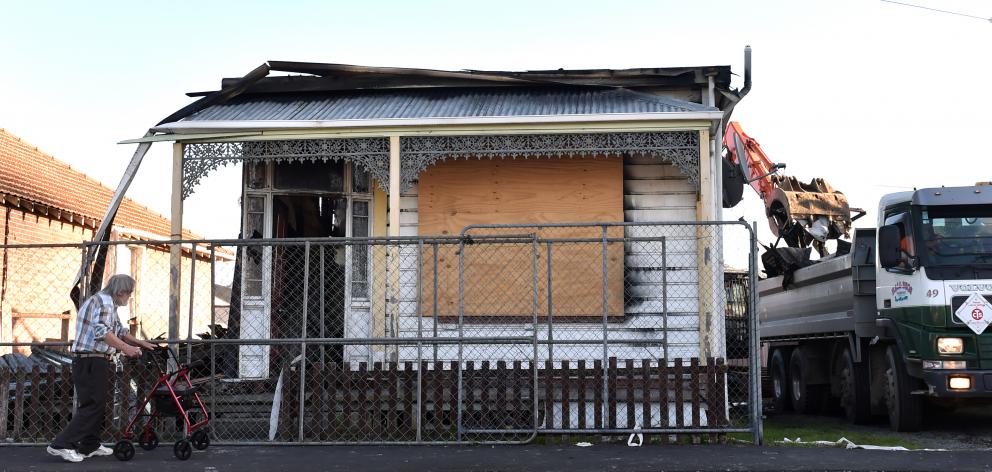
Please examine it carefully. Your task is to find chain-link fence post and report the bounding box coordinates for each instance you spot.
[600,226,610,427]
[319,245,325,369]
[545,241,554,364]
[187,242,197,365]
[749,222,763,445]
[298,241,310,442]
[530,234,540,441]
[209,245,217,443]
[432,242,439,363]
[416,240,424,443]
[662,236,668,361]
[456,236,465,442]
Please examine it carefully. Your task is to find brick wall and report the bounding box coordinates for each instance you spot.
[1,206,217,353]
[1,207,93,353]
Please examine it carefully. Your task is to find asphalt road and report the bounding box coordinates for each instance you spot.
[3,443,992,472]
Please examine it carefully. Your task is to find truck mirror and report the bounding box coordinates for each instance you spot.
[878,225,901,268]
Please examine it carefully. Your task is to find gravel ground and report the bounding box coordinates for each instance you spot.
[911,405,992,449]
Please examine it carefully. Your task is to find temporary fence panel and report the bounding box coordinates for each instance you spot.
[0,223,758,445]
[460,222,756,435]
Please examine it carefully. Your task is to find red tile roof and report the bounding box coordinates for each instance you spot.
[0,128,201,240]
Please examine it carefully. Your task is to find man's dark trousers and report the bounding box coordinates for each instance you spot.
[51,357,109,454]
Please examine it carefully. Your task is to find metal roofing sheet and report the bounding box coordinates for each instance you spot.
[183,87,716,122]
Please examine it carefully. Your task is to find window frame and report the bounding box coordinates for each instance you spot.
[883,210,917,274]
[241,160,375,300]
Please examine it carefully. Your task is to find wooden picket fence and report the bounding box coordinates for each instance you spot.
[2,356,728,443]
[1,363,75,442]
[273,357,729,442]
[0,359,168,443]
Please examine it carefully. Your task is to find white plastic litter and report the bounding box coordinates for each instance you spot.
[575,442,593,447]
[627,424,643,447]
[778,437,945,451]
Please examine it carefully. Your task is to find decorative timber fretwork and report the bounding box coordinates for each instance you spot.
[181,138,390,199]
[180,132,700,198]
[399,131,699,191]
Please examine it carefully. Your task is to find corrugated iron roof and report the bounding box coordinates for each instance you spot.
[183,86,716,122]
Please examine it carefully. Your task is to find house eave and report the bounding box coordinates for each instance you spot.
[151,111,723,135]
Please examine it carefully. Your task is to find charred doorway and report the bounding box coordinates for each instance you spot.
[271,194,346,364]
[235,159,373,378]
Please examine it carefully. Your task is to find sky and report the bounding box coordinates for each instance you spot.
[1,0,989,269]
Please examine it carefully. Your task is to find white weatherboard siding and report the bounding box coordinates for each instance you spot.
[394,157,698,362]
[398,185,419,237]
[622,156,700,360]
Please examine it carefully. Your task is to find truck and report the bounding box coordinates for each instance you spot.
[722,123,992,431]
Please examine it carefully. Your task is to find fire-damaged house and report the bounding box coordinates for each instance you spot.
[70,54,759,439]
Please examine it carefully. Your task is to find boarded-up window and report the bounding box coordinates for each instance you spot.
[418,157,624,320]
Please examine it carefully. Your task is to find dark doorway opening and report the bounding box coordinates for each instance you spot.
[272,195,347,364]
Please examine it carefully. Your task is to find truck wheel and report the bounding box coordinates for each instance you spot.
[789,347,826,414]
[885,345,922,432]
[770,349,792,412]
[838,346,871,424]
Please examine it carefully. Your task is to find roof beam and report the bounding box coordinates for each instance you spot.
[156,63,271,126]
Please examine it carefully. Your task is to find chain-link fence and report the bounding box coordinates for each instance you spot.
[1,222,759,446]
[460,222,758,438]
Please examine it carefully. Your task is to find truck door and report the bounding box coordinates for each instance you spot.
[877,211,924,311]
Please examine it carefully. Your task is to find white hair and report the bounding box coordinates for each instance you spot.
[102,274,135,295]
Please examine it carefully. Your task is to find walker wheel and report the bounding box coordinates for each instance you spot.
[173,439,192,460]
[139,431,159,450]
[191,429,210,450]
[113,440,135,461]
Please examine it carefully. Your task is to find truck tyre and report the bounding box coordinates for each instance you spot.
[885,344,922,432]
[789,347,826,414]
[770,349,792,412]
[838,346,871,424]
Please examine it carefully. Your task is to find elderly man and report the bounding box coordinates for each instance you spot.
[47,274,157,462]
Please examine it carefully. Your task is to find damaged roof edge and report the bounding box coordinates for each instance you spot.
[156,62,272,126]
[186,63,733,97]
[265,61,730,84]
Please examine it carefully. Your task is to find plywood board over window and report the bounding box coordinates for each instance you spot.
[419,156,624,320]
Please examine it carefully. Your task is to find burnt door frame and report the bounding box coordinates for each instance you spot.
[239,160,374,377]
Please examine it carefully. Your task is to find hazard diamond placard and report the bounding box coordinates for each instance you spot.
[954,293,992,335]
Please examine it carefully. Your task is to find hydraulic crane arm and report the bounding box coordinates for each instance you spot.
[723,122,861,255]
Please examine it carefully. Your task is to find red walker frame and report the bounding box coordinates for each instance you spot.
[113,346,211,461]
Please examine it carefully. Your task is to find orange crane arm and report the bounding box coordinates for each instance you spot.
[723,121,859,253]
[724,121,786,205]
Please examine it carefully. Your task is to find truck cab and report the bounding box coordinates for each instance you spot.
[876,186,992,399]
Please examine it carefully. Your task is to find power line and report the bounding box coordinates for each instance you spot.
[880,0,991,22]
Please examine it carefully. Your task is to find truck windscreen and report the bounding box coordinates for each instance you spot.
[919,205,992,267]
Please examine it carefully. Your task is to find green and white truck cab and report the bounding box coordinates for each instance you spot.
[875,185,992,398]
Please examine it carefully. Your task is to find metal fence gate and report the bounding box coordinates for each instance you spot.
[0,221,759,445]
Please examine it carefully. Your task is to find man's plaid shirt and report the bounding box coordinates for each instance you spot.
[72,292,128,354]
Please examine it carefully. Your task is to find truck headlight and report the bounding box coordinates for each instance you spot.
[937,337,964,354]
